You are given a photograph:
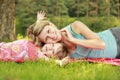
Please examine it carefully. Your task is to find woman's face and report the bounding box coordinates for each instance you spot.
[38,24,62,43]
[41,43,63,59]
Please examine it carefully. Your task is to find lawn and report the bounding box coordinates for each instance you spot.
[0,60,120,80]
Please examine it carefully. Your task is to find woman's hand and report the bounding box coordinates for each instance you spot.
[61,28,75,43]
[36,11,46,22]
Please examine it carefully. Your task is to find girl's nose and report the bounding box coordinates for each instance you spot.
[47,44,53,50]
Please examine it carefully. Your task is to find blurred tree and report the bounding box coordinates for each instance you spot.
[106,0,110,23]
[89,0,98,16]
[98,0,108,16]
[118,0,120,18]
[86,0,89,18]
[75,0,87,17]
[65,0,76,17]
[76,0,80,17]
[0,0,16,41]
[15,0,37,35]
[111,0,120,19]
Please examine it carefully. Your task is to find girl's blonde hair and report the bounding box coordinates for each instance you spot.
[27,20,52,47]
[56,42,68,60]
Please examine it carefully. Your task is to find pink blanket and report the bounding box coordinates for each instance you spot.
[70,58,120,66]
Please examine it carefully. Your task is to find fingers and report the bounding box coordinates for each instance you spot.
[44,56,49,61]
[37,10,46,21]
[56,59,69,67]
[61,32,68,40]
[61,28,70,36]
[55,60,65,67]
[60,28,67,32]
[37,10,46,16]
[61,28,68,37]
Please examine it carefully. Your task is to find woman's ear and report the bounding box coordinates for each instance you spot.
[48,22,51,25]
[49,22,56,26]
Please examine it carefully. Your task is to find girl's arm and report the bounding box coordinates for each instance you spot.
[61,21,105,49]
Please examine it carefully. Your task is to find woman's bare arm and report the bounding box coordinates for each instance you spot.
[61,21,105,49]
[36,11,46,23]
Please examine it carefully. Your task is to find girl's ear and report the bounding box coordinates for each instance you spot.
[59,56,63,60]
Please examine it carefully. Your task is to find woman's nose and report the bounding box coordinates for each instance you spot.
[48,33,55,39]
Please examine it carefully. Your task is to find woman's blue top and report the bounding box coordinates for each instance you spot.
[65,25,117,59]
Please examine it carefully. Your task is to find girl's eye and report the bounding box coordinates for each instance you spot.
[52,44,54,47]
[52,50,54,54]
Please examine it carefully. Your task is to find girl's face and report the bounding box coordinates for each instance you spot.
[38,24,62,43]
[41,43,63,59]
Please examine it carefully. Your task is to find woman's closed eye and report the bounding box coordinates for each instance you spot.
[45,29,50,42]
[47,29,50,33]
[48,29,52,33]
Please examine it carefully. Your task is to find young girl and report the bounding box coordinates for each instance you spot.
[41,42,67,60]
[0,39,50,62]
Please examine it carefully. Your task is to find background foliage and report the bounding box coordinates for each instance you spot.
[15,0,120,36]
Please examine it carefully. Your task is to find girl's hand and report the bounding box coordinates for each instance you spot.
[56,59,69,67]
[56,56,70,67]
[36,11,46,22]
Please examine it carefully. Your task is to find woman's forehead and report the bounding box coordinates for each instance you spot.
[42,25,53,31]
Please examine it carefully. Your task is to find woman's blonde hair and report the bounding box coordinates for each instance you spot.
[27,20,52,47]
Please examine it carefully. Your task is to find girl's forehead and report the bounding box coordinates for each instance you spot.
[55,43,62,45]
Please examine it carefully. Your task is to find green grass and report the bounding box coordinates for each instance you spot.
[0,60,120,80]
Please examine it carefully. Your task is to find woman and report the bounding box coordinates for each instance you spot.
[27,11,120,61]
